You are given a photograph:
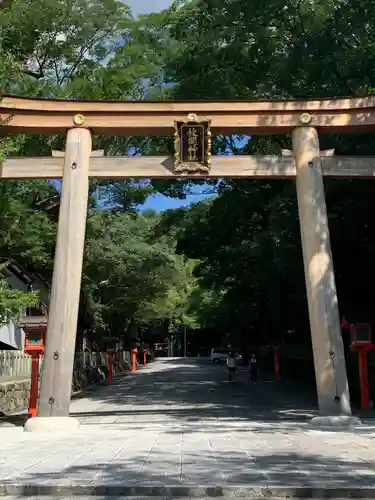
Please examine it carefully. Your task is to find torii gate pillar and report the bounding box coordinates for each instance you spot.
[24,127,91,433]
[293,126,359,424]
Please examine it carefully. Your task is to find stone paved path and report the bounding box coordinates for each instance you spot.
[1,358,375,495]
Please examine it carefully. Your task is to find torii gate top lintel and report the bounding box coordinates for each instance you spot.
[1,93,375,136]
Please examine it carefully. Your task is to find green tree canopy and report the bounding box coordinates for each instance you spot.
[2,0,375,355]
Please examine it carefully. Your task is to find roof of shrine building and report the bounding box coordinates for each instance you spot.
[1,93,375,135]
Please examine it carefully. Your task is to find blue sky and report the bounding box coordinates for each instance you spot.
[126,0,172,16]
[141,191,215,211]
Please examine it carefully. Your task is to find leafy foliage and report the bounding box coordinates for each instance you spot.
[0,266,39,325]
[151,0,375,349]
[0,0,196,341]
[2,0,375,356]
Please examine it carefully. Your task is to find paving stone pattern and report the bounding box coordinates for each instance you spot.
[1,358,375,494]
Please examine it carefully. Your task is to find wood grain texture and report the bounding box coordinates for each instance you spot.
[2,93,375,111]
[293,126,351,417]
[52,149,104,157]
[1,94,375,135]
[1,155,375,179]
[38,128,92,418]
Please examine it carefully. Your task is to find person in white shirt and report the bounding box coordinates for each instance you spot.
[227,350,237,383]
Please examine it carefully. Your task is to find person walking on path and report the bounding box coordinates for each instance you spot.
[227,350,237,383]
[249,353,259,384]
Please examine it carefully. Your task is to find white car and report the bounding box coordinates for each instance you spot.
[210,348,243,363]
[210,348,228,363]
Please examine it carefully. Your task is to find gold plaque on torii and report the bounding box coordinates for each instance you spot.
[174,114,212,174]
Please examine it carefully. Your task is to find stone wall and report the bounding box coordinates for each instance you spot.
[0,378,30,415]
[0,352,131,416]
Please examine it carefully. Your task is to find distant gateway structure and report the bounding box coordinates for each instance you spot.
[1,94,372,431]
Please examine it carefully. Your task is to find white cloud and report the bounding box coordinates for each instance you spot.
[125,0,172,16]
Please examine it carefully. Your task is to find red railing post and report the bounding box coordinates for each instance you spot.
[29,354,40,418]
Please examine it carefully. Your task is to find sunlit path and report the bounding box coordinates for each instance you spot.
[1,359,375,495]
[69,357,319,430]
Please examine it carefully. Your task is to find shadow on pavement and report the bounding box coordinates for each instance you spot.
[5,451,375,492]
[70,357,320,426]
[0,413,27,427]
[4,358,374,431]
[67,357,375,429]
[2,359,375,493]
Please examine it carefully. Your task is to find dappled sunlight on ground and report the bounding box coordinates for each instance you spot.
[1,358,375,492]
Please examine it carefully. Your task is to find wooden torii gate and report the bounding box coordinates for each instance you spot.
[1,94,373,431]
